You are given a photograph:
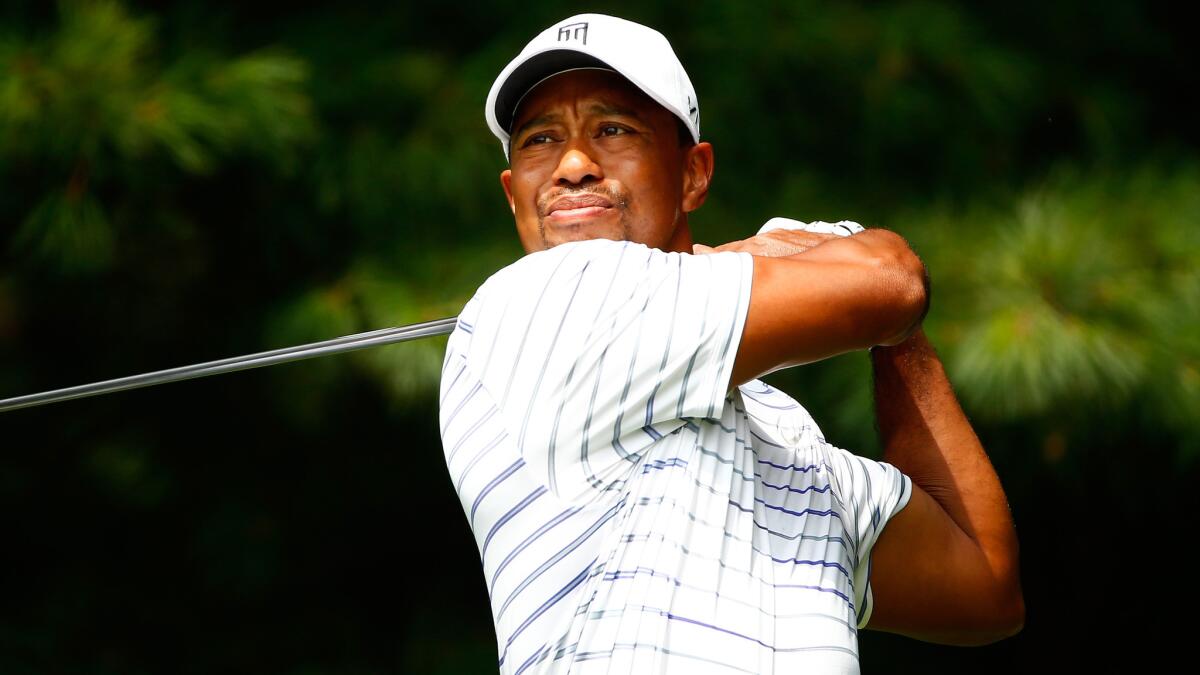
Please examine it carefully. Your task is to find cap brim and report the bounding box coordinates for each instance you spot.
[494,50,611,135]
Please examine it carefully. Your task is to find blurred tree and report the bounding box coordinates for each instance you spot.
[0,0,313,276]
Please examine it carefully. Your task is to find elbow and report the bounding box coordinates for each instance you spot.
[964,552,1026,645]
[870,232,929,345]
[993,589,1026,641]
[915,571,1025,646]
[897,591,1025,647]
[971,593,1026,645]
[987,555,1027,642]
[898,263,930,342]
[959,583,1027,646]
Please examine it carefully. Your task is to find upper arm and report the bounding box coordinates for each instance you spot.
[729,230,927,388]
[466,241,753,498]
[866,482,1026,645]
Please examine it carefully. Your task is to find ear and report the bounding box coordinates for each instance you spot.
[500,169,517,215]
[681,142,714,213]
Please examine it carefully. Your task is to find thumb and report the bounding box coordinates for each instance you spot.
[692,243,716,254]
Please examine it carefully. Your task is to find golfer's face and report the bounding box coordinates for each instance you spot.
[501,70,691,253]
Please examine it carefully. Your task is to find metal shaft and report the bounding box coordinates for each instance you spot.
[0,316,458,413]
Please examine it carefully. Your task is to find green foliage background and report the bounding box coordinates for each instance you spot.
[1,1,1196,672]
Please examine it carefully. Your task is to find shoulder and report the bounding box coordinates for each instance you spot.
[449,239,657,357]
[474,239,741,316]
[480,239,650,294]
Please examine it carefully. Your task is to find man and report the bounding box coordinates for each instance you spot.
[439,14,1023,674]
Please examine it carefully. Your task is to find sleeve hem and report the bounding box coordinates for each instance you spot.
[706,251,754,414]
[857,472,914,629]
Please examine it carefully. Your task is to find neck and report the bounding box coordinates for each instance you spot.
[661,219,694,254]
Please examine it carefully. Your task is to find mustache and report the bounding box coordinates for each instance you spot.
[537,185,628,217]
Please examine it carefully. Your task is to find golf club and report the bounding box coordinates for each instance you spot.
[0,316,458,413]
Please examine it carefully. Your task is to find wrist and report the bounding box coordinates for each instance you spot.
[872,329,935,366]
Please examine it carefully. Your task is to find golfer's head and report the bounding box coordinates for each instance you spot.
[485,14,713,254]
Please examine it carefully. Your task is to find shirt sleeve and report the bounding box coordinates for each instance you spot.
[822,446,913,629]
[461,239,753,502]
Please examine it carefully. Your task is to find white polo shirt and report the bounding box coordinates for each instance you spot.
[439,238,911,674]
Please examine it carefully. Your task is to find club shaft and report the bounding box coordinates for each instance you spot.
[0,317,458,413]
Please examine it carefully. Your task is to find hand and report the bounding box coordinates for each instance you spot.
[693,229,843,258]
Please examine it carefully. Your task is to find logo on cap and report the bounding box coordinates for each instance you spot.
[556,21,589,45]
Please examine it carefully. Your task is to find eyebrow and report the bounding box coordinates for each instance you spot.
[512,102,645,141]
[585,102,642,119]
[513,113,560,141]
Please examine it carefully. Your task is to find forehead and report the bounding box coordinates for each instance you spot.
[511,69,672,130]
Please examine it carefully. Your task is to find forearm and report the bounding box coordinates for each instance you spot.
[784,228,928,344]
[718,226,929,386]
[872,331,1021,590]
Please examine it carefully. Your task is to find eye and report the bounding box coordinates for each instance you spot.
[598,124,630,137]
[521,132,555,148]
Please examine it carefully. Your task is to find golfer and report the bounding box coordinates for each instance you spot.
[439,14,1023,674]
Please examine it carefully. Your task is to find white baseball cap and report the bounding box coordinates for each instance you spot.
[485,14,700,157]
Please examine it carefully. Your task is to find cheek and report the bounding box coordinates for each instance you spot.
[515,181,545,231]
[625,162,680,218]
[511,165,547,209]
[509,180,540,223]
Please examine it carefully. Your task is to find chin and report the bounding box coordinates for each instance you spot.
[540,222,628,249]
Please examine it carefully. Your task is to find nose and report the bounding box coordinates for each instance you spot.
[551,144,603,186]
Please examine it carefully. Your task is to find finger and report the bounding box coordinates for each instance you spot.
[711,240,755,253]
[692,243,716,254]
[762,229,838,244]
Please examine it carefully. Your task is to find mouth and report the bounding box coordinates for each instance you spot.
[543,193,616,224]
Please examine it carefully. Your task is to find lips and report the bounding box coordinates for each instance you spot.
[544,193,615,221]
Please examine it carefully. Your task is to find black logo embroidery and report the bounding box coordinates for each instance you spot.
[557,22,589,45]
